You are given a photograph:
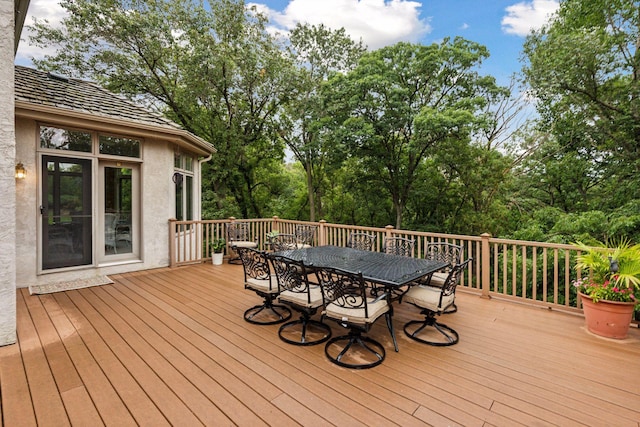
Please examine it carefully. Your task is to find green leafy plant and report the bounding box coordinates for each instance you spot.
[210,238,226,254]
[573,239,640,309]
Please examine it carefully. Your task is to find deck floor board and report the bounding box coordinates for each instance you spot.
[2,263,640,427]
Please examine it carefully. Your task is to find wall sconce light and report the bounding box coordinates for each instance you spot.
[172,172,183,185]
[15,162,26,179]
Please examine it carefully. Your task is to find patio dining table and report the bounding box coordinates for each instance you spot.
[271,245,449,352]
[272,245,448,288]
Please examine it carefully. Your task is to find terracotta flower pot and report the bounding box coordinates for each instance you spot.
[579,292,636,339]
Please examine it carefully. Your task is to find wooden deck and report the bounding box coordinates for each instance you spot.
[2,263,640,427]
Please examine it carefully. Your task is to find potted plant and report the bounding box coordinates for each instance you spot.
[266,230,279,246]
[573,240,640,339]
[210,238,226,266]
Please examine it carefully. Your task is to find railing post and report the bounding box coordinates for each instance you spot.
[169,218,177,268]
[481,233,492,299]
[384,225,394,250]
[319,220,327,246]
[271,215,280,233]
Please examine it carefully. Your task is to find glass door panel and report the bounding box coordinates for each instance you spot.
[100,162,139,261]
[41,156,92,270]
[104,166,133,255]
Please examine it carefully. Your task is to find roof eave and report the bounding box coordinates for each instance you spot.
[15,100,217,156]
[15,0,31,54]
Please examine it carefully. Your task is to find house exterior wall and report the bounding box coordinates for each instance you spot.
[0,0,17,345]
[14,117,183,288]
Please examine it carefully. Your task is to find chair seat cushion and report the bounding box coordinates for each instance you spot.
[324,297,389,325]
[430,272,448,286]
[275,242,310,250]
[246,276,278,293]
[279,286,323,308]
[403,284,454,312]
[232,241,258,248]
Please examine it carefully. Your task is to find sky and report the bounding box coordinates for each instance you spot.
[15,0,560,86]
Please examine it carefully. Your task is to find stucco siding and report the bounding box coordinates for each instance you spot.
[14,117,37,287]
[0,0,17,345]
[141,139,175,267]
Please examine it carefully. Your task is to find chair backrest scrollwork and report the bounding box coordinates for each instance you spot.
[425,242,463,270]
[269,255,312,304]
[227,222,252,243]
[384,237,415,257]
[295,225,317,246]
[270,233,298,251]
[315,266,370,319]
[347,232,377,251]
[441,258,473,297]
[236,246,272,286]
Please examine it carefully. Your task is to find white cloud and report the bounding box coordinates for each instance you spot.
[15,0,68,66]
[501,0,559,36]
[249,0,431,49]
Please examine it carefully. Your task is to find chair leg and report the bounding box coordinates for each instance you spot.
[324,330,386,369]
[244,297,292,325]
[403,311,459,346]
[443,303,457,314]
[278,315,332,346]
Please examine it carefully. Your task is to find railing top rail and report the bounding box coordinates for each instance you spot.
[320,222,384,232]
[392,229,483,242]
[487,237,578,251]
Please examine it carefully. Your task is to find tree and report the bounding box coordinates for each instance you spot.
[30,0,294,218]
[279,23,366,221]
[522,0,640,206]
[327,39,506,229]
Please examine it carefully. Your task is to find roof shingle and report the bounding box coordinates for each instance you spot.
[15,65,215,154]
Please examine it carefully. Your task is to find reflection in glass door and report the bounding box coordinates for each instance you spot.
[41,156,92,270]
[101,163,137,259]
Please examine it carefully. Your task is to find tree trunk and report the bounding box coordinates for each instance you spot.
[306,162,316,222]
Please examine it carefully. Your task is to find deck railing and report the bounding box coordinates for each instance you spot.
[169,217,622,316]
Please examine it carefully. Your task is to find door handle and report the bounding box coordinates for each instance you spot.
[40,205,47,215]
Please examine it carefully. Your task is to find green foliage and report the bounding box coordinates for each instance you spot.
[520,0,640,241]
[279,23,366,221]
[209,238,226,253]
[573,239,640,308]
[326,39,508,229]
[575,239,640,288]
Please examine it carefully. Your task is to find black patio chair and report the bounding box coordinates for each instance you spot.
[236,246,292,325]
[383,237,415,257]
[423,242,463,313]
[269,233,300,251]
[347,232,377,251]
[402,258,472,346]
[269,254,331,346]
[295,224,317,248]
[315,266,394,369]
[227,222,258,264]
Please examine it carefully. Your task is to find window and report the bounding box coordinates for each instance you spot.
[99,135,141,158]
[40,126,92,152]
[174,149,195,221]
[39,125,142,159]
